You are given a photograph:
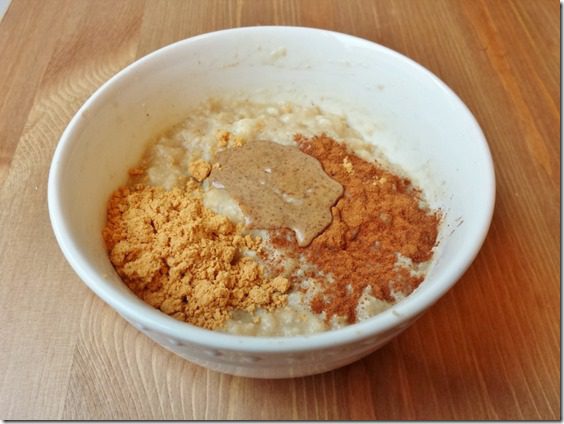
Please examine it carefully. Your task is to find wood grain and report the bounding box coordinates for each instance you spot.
[0,0,559,419]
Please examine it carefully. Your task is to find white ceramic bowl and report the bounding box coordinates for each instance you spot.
[48,27,495,378]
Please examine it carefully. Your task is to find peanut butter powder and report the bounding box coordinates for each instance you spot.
[102,179,289,330]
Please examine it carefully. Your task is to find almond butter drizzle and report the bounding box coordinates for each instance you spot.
[209,139,343,246]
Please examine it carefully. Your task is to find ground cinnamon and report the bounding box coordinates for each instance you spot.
[270,134,440,323]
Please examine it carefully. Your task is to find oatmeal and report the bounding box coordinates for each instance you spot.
[103,98,440,336]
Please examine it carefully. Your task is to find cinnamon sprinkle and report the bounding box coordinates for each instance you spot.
[270,134,440,323]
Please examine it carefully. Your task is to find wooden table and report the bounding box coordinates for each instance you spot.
[0,0,559,420]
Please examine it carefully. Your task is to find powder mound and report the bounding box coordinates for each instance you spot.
[188,159,212,182]
[102,180,289,330]
[271,134,441,323]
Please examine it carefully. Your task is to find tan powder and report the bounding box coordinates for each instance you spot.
[102,179,289,330]
[188,159,212,182]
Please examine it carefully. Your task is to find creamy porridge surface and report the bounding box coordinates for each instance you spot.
[139,99,377,190]
[104,98,440,336]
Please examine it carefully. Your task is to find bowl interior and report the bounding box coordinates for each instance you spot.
[49,27,494,347]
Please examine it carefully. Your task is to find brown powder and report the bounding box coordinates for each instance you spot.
[102,179,289,330]
[270,134,440,323]
[216,129,245,148]
[216,130,231,147]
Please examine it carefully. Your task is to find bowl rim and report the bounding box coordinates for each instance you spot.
[48,25,496,353]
